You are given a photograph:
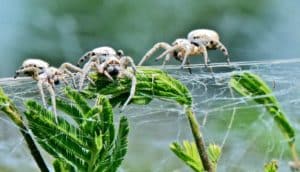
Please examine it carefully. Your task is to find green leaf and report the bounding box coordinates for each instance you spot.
[230,72,295,146]
[170,141,221,172]
[108,116,129,172]
[207,144,221,166]
[170,141,203,172]
[24,88,129,172]
[264,160,278,172]
[53,159,76,172]
[65,87,91,114]
[83,67,192,107]
[55,98,84,124]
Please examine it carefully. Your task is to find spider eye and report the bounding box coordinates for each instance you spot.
[39,67,43,69]
[91,52,96,56]
[33,64,37,67]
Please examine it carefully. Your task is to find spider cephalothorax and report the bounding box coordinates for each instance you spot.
[14,59,82,122]
[78,49,137,111]
[138,29,230,69]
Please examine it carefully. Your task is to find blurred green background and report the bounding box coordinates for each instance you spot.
[1,0,300,77]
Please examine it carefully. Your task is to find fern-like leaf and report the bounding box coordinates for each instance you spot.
[53,159,76,172]
[65,87,91,114]
[170,141,221,172]
[24,88,129,172]
[107,116,129,172]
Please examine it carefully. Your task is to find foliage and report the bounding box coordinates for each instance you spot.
[264,160,278,172]
[83,66,192,107]
[230,72,295,145]
[230,72,300,168]
[0,87,49,172]
[170,141,221,172]
[84,67,215,171]
[24,87,129,172]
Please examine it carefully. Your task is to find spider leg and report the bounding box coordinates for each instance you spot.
[61,69,77,88]
[155,44,180,61]
[103,70,114,81]
[37,80,47,107]
[120,70,136,112]
[96,62,114,81]
[14,67,40,79]
[77,51,92,67]
[215,41,230,65]
[138,42,171,66]
[121,56,137,74]
[79,61,96,90]
[186,59,192,74]
[198,44,209,67]
[162,54,171,67]
[60,62,83,73]
[180,48,192,69]
[59,63,83,88]
[45,82,58,123]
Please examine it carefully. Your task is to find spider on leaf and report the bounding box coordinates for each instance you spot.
[77,46,137,111]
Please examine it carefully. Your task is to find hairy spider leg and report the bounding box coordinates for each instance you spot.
[138,42,172,66]
[214,41,230,65]
[59,63,83,88]
[77,51,93,67]
[154,44,181,67]
[14,67,41,80]
[120,56,137,74]
[120,70,136,112]
[180,48,192,69]
[78,56,100,90]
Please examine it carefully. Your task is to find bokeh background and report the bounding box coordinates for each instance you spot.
[1,0,300,77]
[1,0,300,172]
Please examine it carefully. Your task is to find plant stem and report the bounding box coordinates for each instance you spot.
[291,143,299,162]
[2,105,49,172]
[186,107,213,172]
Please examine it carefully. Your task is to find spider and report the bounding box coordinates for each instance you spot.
[77,46,124,90]
[138,29,229,69]
[78,49,137,111]
[14,59,83,122]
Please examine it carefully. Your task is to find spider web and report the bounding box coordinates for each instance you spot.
[0,59,300,172]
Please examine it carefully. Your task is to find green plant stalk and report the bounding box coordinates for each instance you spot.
[0,88,49,172]
[186,107,213,172]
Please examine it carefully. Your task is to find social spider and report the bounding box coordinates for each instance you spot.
[78,49,137,111]
[14,59,82,122]
[77,46,125,90]
[138,29,229,69]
